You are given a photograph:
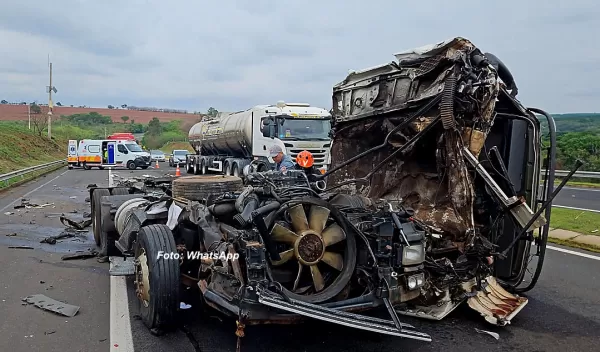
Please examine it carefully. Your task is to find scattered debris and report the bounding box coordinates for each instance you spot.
[40,232,76,245]
[82,211,91,218]
[9,246,33,249]
[61,250,98,260]
[45,331,56,335]
[6,233,17,237]
[59,216,92,230]
[13,199,54,209]
[40,281,45,284]
[69,210,78,214]
[180,302,192,310]
[69,196,77,199]
[84,197,90,203]
[87,184,97,188]
[29,220,36,224]
[4,212,14,216]
[22,294,80,317]
[592,229,598,233]
[475,328,500,340]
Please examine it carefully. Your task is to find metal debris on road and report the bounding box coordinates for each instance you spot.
[6,233,17,237]
[474,328,500,340]
[8,246,33,249]
[22,294,80,317]
[87,184,97,188]
[59,216,92,230]
[61,250,98,260]
[4,212,14,215]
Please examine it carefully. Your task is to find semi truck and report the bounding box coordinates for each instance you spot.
[185,101,332,176]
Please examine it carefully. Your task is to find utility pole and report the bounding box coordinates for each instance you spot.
[48,62,53,139]
[28,104,31,130]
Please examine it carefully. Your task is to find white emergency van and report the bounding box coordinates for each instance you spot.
[75,139,151,170]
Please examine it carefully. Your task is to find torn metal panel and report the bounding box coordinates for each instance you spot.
[22,294,80,317]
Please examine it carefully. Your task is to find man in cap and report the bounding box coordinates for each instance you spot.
[268,144,295,172]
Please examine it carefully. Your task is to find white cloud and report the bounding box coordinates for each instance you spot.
[0,0,599,113]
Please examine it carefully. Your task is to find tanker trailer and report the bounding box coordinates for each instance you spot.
[186,101,332,176]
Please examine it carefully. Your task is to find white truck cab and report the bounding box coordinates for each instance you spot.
[76,139,151,170]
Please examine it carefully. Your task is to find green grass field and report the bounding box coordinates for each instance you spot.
[549,207,600,235]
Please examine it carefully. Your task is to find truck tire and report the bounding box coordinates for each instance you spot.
[134,224,180,331]
[171,175,243,201]
[127,161,137,170]
[92,189,111,246]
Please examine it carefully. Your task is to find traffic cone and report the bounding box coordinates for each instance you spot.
[175,164,181,177]
[155,160,159,169]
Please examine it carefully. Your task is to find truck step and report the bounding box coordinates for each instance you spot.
[109,256,135,276]
[257,289,431,342]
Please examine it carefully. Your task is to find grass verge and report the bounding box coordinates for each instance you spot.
[548,237,600,254]
[0,121,67,174]
[0,161,66,192]
[549,207,600,234]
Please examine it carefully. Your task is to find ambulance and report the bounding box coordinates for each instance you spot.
[68,139,152,170]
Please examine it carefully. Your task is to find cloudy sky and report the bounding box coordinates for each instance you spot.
[0,0,598,113]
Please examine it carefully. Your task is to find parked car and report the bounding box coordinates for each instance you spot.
[169,149,189,167]
[150,150,166,162]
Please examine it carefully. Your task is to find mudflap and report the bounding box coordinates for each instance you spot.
[257,288,432,342]
[467,276,528,326]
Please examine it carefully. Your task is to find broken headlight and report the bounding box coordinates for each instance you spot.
[402,243,425,266]
[406,272,425,290]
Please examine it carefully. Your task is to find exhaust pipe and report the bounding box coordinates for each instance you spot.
[314,180,326,192]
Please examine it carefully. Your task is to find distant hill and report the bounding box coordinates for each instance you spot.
[0,104,201,124]
[538,113,600,134]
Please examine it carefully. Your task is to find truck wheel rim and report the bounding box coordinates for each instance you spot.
[135,249,151,307]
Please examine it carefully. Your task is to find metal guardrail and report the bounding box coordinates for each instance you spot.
[543,169,600,179]
[0,160,66,184]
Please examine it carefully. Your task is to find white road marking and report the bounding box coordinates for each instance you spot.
[552,205,600,213]
[562,186,600,193]
[110,258,135,351]
[547,246,600,261]
[0,169,69,213]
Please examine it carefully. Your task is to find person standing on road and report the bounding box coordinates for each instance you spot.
[268,145,294,172]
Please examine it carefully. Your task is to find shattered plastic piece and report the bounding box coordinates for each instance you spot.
[22,294,79,317]
[474,328,500,340]
[467,276,528,326]
[4,212,13,215]
[180,302,192,309]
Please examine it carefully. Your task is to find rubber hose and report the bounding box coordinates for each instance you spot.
[440,70,457,130]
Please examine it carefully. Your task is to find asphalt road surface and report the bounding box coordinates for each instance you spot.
[550,186,600,212]
[0,165,599,352]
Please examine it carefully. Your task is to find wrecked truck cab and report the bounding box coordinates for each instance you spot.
[94,37,568,344]
[325,36,558,315]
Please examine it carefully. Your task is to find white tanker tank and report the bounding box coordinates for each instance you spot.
[185,101,332,176]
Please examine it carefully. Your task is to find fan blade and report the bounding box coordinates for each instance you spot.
[308,205,330,234]
[322,223,346,247]
[271,249,294,266]
[271,223,299,245]
[288,204,309,232]
[293,263,303,292]
[310,265,325,292]
[321,251,343,271]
